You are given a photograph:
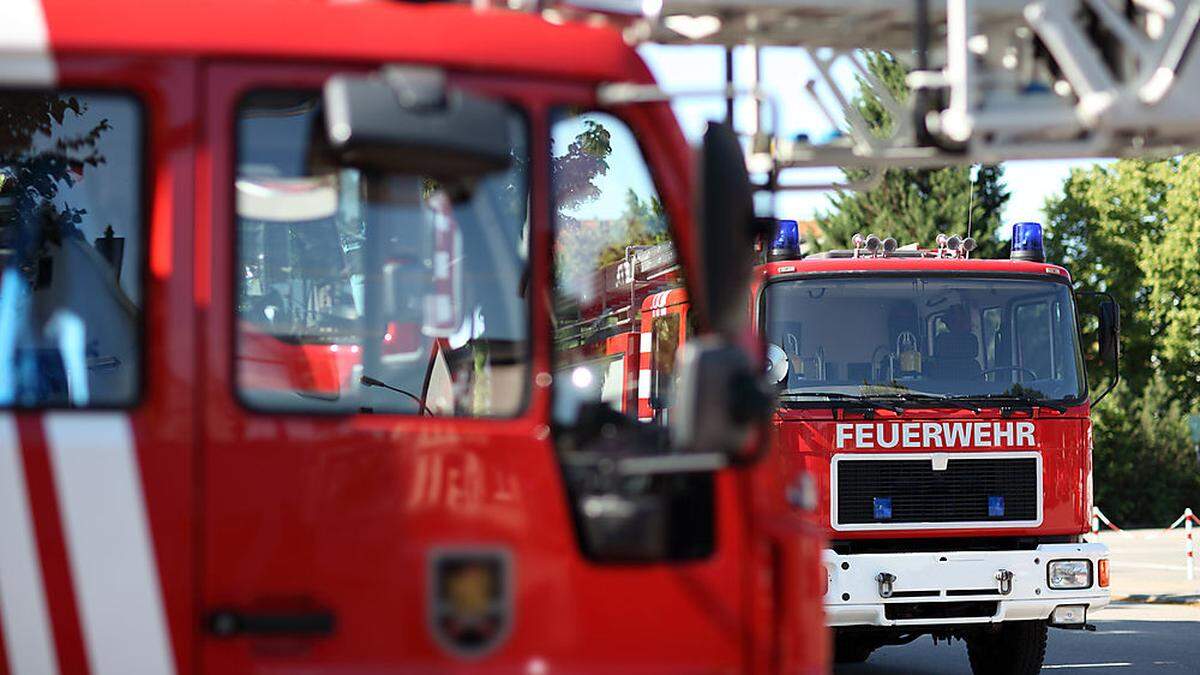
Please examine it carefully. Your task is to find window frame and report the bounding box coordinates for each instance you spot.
[756,270,1089,405]
[0,87,150,410]
[546,105,685,429]
[229,85,534,419]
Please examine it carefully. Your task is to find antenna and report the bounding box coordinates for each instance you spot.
[966,163,977,243]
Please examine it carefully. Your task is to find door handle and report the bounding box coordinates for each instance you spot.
[206,608,336,637]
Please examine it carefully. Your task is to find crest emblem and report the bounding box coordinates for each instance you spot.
[428,548,513,658]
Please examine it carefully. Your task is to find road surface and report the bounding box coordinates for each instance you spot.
[835,602,1200,674]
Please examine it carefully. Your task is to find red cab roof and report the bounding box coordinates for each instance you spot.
[762,256,1074,282]
[37,0,651,83]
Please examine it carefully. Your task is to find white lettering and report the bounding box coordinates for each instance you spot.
[945,422,972,447]
[1017,421,1035,447]
[855,424,872,448]
[974,422,992,446]
[836,424,854,449]
[833,421,1037,449]
[994,422,1014,447]
[922,422,944,448]
[878,423,900,448]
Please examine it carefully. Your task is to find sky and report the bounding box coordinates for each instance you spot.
[551,111,659,221]
[639,45,1108,236]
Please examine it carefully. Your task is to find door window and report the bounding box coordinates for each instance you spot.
[650,313,680,421]
[549,110,678,430]
[235,90,530,416]
[0,92,143,407]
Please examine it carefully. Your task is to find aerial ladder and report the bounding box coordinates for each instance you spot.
[514,0,1200,183]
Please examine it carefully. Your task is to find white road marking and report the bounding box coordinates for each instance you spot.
[1042,663,1133,669]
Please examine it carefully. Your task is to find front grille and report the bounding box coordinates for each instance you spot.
[884,601,998,621]
[835,456,1039,527]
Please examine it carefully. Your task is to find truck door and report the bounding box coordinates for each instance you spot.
[0,59,197,675]
[197,63,549,670]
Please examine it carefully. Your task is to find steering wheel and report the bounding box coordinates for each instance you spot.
[981,366,1038,381]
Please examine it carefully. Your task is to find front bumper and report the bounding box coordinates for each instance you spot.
[824,542,1109,628]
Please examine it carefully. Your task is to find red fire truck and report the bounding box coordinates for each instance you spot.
[0,0,827,673]
[758,223,1118,673]
[616,221,1119,674]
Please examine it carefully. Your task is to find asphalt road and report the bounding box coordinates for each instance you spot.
[835,602,1200,674]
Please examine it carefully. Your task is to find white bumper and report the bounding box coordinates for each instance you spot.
[824,542,1109,627]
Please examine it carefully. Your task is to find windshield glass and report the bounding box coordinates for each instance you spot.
[235,91,529,416]
[762,275,1085,402]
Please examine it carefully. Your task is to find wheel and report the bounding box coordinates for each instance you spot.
[966,621,1048,675]
[833,635,876,664]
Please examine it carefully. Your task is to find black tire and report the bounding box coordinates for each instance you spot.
[966,621,1048,675]
[833,635,876,664]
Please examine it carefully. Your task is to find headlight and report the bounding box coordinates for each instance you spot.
[1048,560,1093,589]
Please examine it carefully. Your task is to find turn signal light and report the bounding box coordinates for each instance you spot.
[1098,558,1110,588]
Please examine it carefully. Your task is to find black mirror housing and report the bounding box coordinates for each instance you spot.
[671,336,772,460]
[323,68,512,179]
[1098,299,1120,363]
[1077,291,1121,405]
[692,122,766,337]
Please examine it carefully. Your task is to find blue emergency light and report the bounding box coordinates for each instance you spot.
[1010,221,1045,262]
[769,219,801,261]
[988,495,1006,517]
[873,497,893,520]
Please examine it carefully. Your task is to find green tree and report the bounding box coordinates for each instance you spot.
[1142,154,1200,397]
[1043,156,1200,521]
[816,53,1010,257]
[1042,157,1200,400]
[1090,375,1200,527]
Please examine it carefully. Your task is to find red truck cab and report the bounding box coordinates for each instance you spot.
[758,225,1117,673]
[0,1,825,672]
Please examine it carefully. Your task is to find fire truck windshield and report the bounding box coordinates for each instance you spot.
[762,275,1086,404]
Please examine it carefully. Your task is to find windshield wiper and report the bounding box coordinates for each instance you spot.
[360,375,434,416]
[875,392,981,413]
[952,392,1068,413]
[778,391,904,414]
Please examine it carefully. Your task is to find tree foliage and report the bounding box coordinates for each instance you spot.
[1090,376,1200,526]
[1043,158,1200,398]
[0,93,110,271]
[816,53,1010,257]
[1043,157,1200,522]
[553,118,668,295]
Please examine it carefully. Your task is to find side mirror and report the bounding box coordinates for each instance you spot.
[322,67,512,180]
[766,343,790,384]
[1077,291,1120,405]
[690,122,766,337]
[672,336,771,458]
[670,122,773,460]
[1098,299,1119,363]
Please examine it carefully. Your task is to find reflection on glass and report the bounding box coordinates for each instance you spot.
[0,93,142,407]
[235,91,529,416]
[550,110,682,433]
[762,276,1085,402]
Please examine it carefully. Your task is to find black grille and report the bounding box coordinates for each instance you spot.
[835,457,1038,526]
[884,601,998,621]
